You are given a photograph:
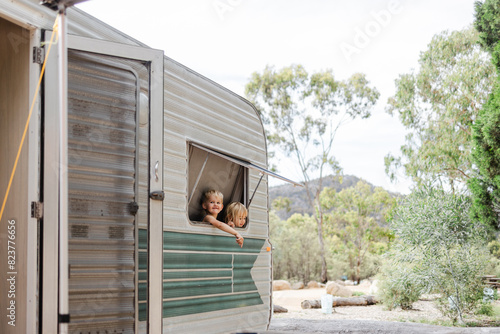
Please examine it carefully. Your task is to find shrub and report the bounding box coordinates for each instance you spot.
[378,253,423,310]
[488,239,500,258]
[386,188,490,323]
[271,213,322,282]
[476,302,494,316]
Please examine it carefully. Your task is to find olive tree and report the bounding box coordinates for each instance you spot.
[385,188,489,323]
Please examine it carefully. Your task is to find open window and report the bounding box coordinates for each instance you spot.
[188,143,248,225]
[187,142,302,227]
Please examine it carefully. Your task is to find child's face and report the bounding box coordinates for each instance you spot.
[203,195,223,216]
[234,213,247,228]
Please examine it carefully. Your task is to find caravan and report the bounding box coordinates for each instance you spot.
[0,1,298,333]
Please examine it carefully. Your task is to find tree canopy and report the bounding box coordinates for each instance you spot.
[385,27,496,192]
[469,0,500,230]
[322,181,395,283]
[475,0,500,52]
[245,64,379,282]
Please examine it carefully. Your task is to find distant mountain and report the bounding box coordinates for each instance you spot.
[268,175,399,220]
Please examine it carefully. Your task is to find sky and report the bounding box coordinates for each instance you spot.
[76,0,479,194]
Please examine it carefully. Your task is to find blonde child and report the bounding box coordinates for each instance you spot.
[202,190,244,247]
[225,202,247,228]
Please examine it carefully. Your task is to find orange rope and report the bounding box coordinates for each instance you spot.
[0,16,59,223]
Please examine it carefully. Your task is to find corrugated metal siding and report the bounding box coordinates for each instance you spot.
[162,57,271,333]
[163,57,268,237]
[162,232,268,333]
[0,2,145,47]
[67,50,142,334]
[1,2,272,332]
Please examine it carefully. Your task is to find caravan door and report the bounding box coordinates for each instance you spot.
[42,34,163,333]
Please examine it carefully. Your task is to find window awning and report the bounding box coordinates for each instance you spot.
[191,143,303,187]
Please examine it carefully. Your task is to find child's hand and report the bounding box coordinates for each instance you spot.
[235,233,244,247]
[227,221,235,228]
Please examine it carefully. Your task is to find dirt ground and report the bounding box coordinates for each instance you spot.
[265,282,500,334]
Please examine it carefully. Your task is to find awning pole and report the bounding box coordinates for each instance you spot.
[57,4,69,333]
[248,173,264,207]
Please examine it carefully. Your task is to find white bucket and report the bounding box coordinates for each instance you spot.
[321,294,333,314]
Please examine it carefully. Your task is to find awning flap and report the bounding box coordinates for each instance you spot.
[191,143,303,187]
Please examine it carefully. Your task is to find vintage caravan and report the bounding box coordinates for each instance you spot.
[0,1,298,333]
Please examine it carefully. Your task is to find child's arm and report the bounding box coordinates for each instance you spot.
[204,215,244,247]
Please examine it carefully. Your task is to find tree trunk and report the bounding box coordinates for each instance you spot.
[304,179,328,284]
[301,295,378,309]
[318,222,328,283]
[356,256,361,284]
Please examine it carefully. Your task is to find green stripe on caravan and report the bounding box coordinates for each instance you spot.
[161,231,265,318]
[163,292,263,318]
[163,231,264,253]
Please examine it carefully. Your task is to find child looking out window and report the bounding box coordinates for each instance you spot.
[225,202,247,228]
[202,190,244,247]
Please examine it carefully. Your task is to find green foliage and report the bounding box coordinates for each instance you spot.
[475,0,500,52]
[272,196,292,213]
[270,180,394,283]
[270,212,322,283]
[485,236,500,276]
[386,188,490,323]
[488,239,500,258]
[469,81,500,230]
[378,256,424,310]
[246,64,379,282]
[476,302,494,316]
[470,0,500,231]
[386,27,496,191]
[322,181,395,283]
[326,252,350,280]
[486,257,500,277]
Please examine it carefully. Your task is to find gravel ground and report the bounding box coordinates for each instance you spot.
[267,318,500,334]
[264,284,500,334]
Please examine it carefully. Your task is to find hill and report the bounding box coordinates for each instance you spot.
[269,175,399,220]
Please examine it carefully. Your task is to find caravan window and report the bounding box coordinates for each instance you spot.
[188,144,248,227]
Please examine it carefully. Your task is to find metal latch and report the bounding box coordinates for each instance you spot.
[150,190,165,201]
[31,201,44,219]
[33,47,44,64]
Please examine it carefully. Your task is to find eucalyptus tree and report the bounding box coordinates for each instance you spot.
[385,27,496,192]
[321,181,395,283]
[245,65,379,282]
